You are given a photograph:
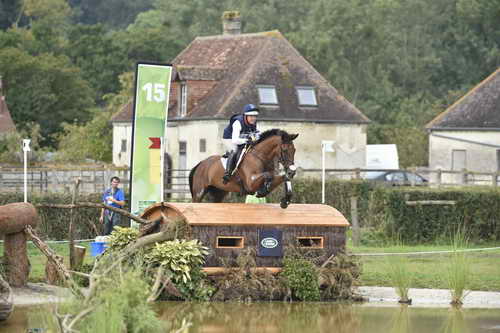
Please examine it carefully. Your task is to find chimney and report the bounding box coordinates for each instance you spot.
[222,11,241,35]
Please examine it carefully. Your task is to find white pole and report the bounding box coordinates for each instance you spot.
[24,148,27,203]
[22,139,31,203]
[322,143,325,204]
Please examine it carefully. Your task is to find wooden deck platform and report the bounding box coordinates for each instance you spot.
[141,203,349,227]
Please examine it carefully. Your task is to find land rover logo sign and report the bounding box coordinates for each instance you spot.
[261,237,278,249]
[258,229,283,257]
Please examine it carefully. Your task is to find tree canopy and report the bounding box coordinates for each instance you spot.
[1,0,500,165]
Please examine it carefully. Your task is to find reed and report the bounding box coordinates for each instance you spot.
[385,239,412,304]
[445,227,472,306]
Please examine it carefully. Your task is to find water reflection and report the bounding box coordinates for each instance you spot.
[389,305,411,333]
[2,302,500,333]
[157,302,360,333]
[441,307,468,333]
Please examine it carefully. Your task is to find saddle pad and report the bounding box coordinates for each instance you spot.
[220,157,227,170]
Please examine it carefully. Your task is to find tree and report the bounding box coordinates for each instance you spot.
[56,72,134,163]
[0,47,94,147]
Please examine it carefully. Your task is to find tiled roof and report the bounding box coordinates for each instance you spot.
[113,31,370,124]
[427,68,500,129]
[0,96,16,134]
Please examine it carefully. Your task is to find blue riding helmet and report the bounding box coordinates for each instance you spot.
[243,104,259,116]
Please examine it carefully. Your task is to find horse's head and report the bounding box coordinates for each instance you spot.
[279,131,299,179]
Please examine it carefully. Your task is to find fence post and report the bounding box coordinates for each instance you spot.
[350,196,360,246]
[494,172,498,187]
[436,169,442,187]
[354,168,361,180]
[461,169,468,185]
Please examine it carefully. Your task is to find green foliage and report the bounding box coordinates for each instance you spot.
[0,47,94,147]
[107,226,139,252]
[0,122,47,164]
[385,253,413,303]
[174,266,215,301]
[282,256,320,301]
[445,227,472,305]
[144,239,209,284]
[0,192,102,240]
[70,267,164,332]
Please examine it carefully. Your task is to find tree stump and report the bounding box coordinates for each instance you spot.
[0,203,39,287]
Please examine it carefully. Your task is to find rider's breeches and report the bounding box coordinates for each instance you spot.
[223,139,237,153]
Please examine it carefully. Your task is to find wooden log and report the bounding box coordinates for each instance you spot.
[45,254,65,286]
[73,246,86,270]
[0,202,38,234]
[69,179,81,270]
[4,232,29,287]
[405,200,456,206]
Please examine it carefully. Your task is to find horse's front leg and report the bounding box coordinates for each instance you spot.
[251,172,287,198]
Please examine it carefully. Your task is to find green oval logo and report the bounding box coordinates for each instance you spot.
[261,237,278,249]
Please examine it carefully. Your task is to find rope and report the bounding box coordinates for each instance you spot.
[353,246,500,256]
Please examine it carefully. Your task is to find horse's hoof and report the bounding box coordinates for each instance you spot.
[280,200,289,209]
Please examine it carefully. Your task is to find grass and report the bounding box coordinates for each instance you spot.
[385,248,413,303]
[3,237,500,293]
[445,229,471,305]
[349,239,500,291]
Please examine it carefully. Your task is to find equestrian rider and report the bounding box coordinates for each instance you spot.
[222,104,260,184]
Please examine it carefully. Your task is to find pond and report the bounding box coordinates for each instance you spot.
[2,302,500,333]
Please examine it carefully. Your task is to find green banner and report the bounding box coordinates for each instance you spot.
[130,63,172,219]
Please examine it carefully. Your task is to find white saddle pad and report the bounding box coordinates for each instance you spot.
[220,157,227,170]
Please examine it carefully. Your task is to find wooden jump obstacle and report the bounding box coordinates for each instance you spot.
[142,203,350,274]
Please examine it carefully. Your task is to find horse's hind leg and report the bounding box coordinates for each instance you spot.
[206,186,228,203]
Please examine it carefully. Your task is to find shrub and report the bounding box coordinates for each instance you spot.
[281,256,320,301]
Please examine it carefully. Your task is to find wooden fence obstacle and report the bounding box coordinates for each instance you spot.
[142,203,350,274]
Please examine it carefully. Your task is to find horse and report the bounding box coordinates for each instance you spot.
[188,129,299,208]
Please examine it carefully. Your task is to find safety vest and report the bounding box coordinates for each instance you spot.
[222,114,257,139]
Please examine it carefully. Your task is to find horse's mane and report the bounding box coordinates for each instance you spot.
[255,128,295,145]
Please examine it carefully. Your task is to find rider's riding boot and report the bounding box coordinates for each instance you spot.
[222,151,236,184]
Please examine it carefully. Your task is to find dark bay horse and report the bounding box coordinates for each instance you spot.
[189,129,299,208]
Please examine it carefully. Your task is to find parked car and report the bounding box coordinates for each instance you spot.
[362,170,428,186]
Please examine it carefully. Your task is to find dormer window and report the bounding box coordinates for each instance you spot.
[296,86,317,106]
[179,82,187,117]
[257,85,278,105]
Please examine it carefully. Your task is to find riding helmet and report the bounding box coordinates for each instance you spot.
[243,104,259,116]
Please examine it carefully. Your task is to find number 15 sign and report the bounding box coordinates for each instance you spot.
[130,62,172,223]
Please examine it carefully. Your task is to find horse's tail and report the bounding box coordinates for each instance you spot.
[188,161,202,199]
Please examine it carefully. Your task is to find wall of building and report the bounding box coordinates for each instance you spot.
[112,122,133,167]
[429,130,500,173]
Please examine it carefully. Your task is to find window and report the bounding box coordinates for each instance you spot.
[179,82,187,117]
[297,237,324,248]
[120,139,127,153]
[199,139,206,153]
[296,86,317,106]
[452,150,466,171]
[216,236,244,248]
[257,85,278,105]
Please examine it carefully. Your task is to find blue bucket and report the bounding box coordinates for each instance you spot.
[90,242,107,256]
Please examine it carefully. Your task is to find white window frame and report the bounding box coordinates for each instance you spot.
[179,82,187,117]
[257,85,278,105]
[296,86,318,106]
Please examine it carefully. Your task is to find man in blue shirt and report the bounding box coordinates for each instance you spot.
[222,104,260,184]
[99,176,126,235]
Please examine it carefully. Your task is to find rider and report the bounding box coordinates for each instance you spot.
[222,104,260,184]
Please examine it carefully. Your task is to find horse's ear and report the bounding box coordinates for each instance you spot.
[291,134,299,141]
